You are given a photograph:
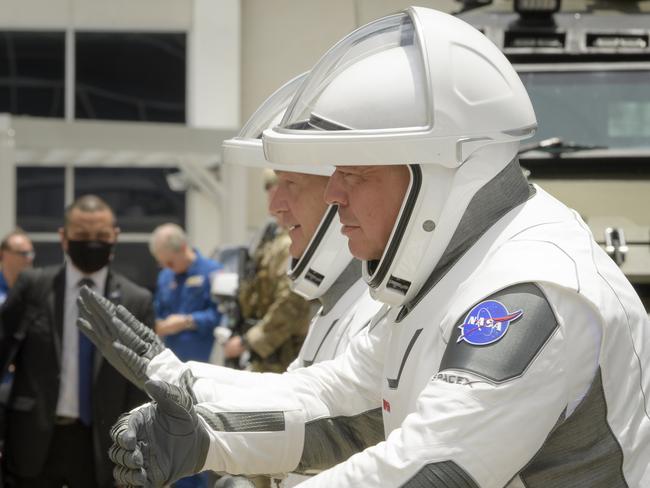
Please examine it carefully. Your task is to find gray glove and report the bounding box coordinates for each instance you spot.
[110,373,208,487]
[77,286,165,390]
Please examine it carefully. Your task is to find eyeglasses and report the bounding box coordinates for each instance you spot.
[6,249,36,260]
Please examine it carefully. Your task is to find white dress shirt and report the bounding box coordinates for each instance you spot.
[55,262,107,418]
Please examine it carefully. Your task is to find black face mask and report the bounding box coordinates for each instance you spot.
[67,240,114,274]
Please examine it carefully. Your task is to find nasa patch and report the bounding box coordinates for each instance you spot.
[457,300,523,346]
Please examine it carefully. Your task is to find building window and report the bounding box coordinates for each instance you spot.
[32,242,64,269]
[74,167,186,233]
[75,32,186,123]
[0,31,65,118]
[16,166,65,232]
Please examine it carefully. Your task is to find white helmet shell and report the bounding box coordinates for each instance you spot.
[262,7,536,306]
[263,7,535,167]
[222,73,353,300]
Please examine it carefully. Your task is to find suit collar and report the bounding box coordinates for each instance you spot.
[65,262,108,295]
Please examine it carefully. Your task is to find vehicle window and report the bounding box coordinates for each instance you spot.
[519,69,650,149]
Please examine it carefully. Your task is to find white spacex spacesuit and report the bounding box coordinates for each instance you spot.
[146,73,385,479]
[184,7,650,487]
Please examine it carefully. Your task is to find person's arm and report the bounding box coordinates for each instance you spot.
[244,274,311,360]
[186,300,220,335]
[193,316,389,476]
[153,272,166,321]
[109,313,390,485]
[0,271,30,376]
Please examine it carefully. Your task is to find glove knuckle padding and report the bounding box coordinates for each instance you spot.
[114,317,147,353]
[113,342,148,381]
[117,304,141,329]
[126,380,211,485]
[110,443,143,469]
[111,413,131,439]
[146,382,196,435]
[112,409,145,450]
[76,317,99,343]
[178,370,198,403]
[113,464,146,486]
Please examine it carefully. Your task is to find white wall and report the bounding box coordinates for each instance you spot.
[0,116,16,232]
[0,0,193,30]
[186,0,243,253]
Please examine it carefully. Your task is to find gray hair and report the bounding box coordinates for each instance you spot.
[150,223,187,256]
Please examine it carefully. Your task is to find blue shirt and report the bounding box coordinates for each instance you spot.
[0,271,9,307]
[154,250,222,362]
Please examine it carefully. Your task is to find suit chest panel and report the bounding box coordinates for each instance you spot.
[299,314,344,366]
[381,296,449,432]
[299,289,367,366]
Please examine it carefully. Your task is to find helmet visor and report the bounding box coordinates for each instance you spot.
[279,12,429,134]
[223,72,333,176]
[239,73,308,139]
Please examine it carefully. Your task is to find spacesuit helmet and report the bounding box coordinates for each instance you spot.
[263,7,537,306]
[222,73,354,300]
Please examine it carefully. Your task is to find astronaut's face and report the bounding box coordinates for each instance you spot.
[269,171,330,259]
[325,165,410,261]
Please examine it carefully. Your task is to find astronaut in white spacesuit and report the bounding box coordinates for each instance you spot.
[97,7,650,488]
[77,73,384,483]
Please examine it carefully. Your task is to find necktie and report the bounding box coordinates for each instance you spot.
[77,278,95,426]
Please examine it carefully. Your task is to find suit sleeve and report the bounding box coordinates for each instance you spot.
[188,271,221,334]
[192,315,389,477]
[239,237,311,359]
[0,272,30,376]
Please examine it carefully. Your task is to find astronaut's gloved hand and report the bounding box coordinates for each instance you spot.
[109,374,208,487]
[76,286,152,390]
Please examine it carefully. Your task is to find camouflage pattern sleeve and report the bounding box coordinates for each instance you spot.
[241,231,313,373]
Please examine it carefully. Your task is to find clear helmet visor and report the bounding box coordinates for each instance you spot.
[222,72,332,176]
[280,12,429,133]
[239,73,308,140]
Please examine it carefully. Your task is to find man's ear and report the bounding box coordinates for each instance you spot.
[113,226,121,241]
[58,227,67,253]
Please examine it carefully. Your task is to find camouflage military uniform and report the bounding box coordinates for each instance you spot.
[239,228,311,373]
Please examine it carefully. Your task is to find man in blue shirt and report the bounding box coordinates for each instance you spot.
[150,223,222,364]
[0,229,35,306]
[149,223,222,488]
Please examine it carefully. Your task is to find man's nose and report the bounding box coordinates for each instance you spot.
[324,171,347,207]
[267,186,286,217]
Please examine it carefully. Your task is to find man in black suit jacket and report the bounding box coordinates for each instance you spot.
[0,195,154,488]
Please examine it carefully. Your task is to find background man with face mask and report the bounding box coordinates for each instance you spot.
[0,194,154,488]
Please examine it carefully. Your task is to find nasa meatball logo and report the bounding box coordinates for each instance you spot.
[457,300,523,346]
